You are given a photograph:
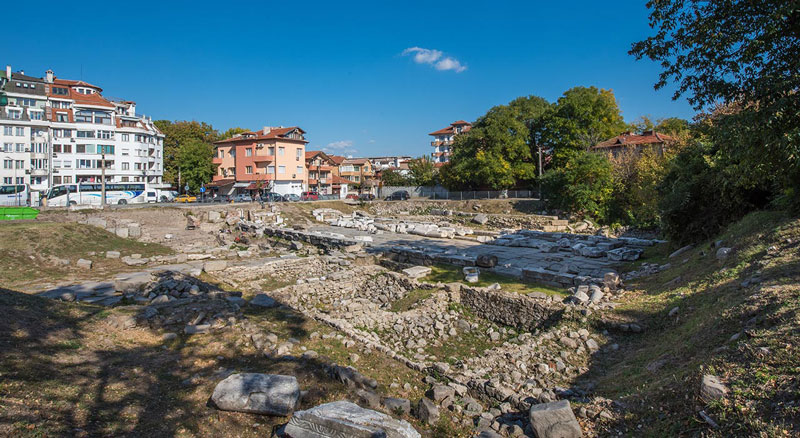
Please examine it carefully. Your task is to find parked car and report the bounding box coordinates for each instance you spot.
[282,193,300,202]
[233,194,253,203]
[264,192,284,202]
[345,193,360,200]
[359,193,375,201]
[301,191,319,201]
[384,190,410,201]
[174,194,197,203]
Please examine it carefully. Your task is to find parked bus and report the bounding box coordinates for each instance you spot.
[44,183,147,207]
[0,184,29,206]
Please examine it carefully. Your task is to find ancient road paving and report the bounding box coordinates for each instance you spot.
[309,225,621,278]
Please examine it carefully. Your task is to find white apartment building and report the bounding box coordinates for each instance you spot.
[0,65,164,198]
[428,120,472,164]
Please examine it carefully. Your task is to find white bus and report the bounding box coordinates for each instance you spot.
[0,184,29,207]
[45,183,147,207]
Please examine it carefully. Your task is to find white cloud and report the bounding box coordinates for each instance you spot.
[326,140,353,149]
[435,57,467,73]
[324,140,357,155]
[402,47,466,73]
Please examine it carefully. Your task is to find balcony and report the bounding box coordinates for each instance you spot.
[30,152,48,159]
[31,168,48,177]
[212,157,223,165]
[252,155,274,163]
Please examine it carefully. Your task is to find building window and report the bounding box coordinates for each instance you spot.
[16,144,25,152]
[30,111,43,120]
[62,144,72,153]
[245,148,252,157]
[3,127,12,135]
[2,143,10,152]
[53,87,69,95]
[246,166,253,174]
[296,148,302,160]
[268,146,275,155]
[98,131,113,139]
[122,162,129,170]
[56,113,69,122]
[15,127,24,136]
[8,110,21,119]
[63,176,72,183]
[2,177,10,184]
[77,130,95,138]
[218,149,225,158]
[268,165,275,174]
[2,159,11,169]
[16,177,24,184]
[278,165,286,174]
[278,147,285,156]
[121,134,129,141]
[296,166,303,175]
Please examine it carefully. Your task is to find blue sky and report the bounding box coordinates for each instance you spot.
[5,0,694,157]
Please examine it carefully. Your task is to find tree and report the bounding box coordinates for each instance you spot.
[407,156,436,186]
[443,100,545,189]
[219,127,249,140]
[631,0,800,209]
[154,120,219,183]
[177,139,215,193]
[543,86,628,166]
[541,152,614,222]
[380,169,411,187]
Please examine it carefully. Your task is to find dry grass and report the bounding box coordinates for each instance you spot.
[0,221,172,290]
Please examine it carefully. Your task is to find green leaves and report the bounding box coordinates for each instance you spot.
[541,152,615,221]
[177,139,215,193]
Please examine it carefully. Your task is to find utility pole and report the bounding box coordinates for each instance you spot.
[101,151,106,207]
[537,139,543,201]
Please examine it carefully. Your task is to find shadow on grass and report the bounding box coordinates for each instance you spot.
[0,284,376,437]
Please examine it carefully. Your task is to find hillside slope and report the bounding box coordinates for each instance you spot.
[587,211,800,436]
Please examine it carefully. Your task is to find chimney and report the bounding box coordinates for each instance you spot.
[262,126,271,135]
[5,65,10,79]
[45,69,54,83]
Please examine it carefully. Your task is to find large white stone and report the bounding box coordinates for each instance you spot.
[529,400,582,438]
[211,373,299,416]
[402,266,431,279]
[285,401,420,438]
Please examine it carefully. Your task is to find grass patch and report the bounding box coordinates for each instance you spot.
[422,264,567,296]
[587,210,800,436]
[0,221,172,289]
[389,288,433,312]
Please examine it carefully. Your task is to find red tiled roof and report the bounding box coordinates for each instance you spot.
[329,155,346,165]
[214,127,306,144]
[206,178,235,187]
[593,131,676,149]
[53,78,103,92]
[330,175,354,185]
[428,120,472,136]
[343,158,368,165]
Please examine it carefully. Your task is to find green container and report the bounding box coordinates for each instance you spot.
[0,207,40,221]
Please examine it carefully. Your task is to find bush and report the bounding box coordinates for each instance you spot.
[607,148,672,228]
[542,152,614,222]
[657,141,772,243]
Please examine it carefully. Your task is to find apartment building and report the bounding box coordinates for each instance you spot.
[369,156,411,175]
[429,120,471,164]
[339,158,376,194]
[0,65,164,196]
[305,150,341,195]
[211,126,308,196]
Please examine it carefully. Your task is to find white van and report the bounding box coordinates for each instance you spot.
[146,189,177,203]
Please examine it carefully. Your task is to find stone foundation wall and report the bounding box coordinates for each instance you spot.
[263,227,363,252]
[460,287,565,331]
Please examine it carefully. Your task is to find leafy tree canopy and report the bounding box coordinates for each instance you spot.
[177,138,215,193]
[380,169,412,187]
[631,0,800,207]
[407,156,437,186]
[443,99,546,189]
[543,86,628,166]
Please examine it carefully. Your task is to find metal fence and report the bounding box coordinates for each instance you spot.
[379,185,536,200]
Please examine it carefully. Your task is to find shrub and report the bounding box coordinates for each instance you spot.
[657,141,772,243]
[542,151,614,222]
